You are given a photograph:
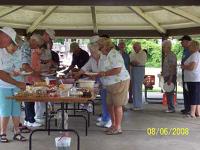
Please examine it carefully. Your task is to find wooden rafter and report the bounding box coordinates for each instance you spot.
[0,6,24,19]
[90,6,98,34]
[162,6,200,24]
[27,6,57,33]
[128,6,166,34]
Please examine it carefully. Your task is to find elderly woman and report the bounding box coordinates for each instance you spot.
[96,37,130,135]
[24,34,44,127]
[73,41,111,128]
[162,40,177,113]
[0,47,26,142]
[182,40,200,118]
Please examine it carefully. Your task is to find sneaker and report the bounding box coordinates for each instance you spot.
[24,121,28,126]
[87,104,93,113]
[96,120,112,128]
[79,104,85,110]
[165,110,175,113]
[27,122,42,127]
[96,117,102,122]
[35,118,45,124]
[104,120,112,128]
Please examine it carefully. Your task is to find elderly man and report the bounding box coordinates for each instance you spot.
[0,27,25,90]
[64,42,89,73]
[129,42,147,110]
[162,40,177,113]
[179,35,192,114]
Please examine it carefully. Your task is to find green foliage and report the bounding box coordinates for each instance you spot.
[172,42,182,61]
[55,38,64,44]
[113,38,187,68]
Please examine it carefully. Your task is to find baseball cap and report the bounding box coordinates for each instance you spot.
[45,29,55,40]
[179,35,192,41]
[0,26,17,45]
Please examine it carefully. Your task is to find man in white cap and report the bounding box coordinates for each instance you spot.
[0,26,26,90]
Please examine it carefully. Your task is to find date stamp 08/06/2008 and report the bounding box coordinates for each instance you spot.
[146,128,190,136]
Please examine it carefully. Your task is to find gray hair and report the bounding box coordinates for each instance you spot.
[87,42,101,55]
[162,40,172,48]
[30,33,44,46]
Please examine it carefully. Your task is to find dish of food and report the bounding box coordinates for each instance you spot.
[20,71,33,75]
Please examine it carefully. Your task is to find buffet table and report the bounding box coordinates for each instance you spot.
[7,94,95,150]
[8,94,95,130]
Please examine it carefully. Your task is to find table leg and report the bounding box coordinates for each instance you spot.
[45,102,48,129]
[61,102,65,129]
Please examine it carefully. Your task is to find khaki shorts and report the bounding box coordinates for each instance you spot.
[106,79,130,106]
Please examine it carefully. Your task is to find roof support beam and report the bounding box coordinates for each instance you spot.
[90,6,98,34]
[14,27,200,38]
[0,6,24,19]
[162,6,200,24]
[0,0,199,6]
[27,6,57,33]
[128,6,166,34]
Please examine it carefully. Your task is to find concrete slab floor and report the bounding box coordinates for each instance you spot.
[0,104,200,150]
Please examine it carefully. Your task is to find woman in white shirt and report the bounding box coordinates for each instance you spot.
[97,37,130,135]
[73,42,112,128]
[182,40,200,118]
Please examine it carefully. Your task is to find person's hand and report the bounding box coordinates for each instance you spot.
[16,82,26,90]
[181,64,185,69]
[167,80,172,85]
[10,70,20,77]
[130,61,139,66]
[72,72,81,80]
[97,72,105,78]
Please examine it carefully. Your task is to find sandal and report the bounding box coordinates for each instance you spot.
[186,114,196,118]
[0,134,9,143]
[104,126,114,133]
[19,126,31,133]
[13,133,27,142]
[106,128,122,135]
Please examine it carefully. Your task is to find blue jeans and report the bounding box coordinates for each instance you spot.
[100,88,110,122]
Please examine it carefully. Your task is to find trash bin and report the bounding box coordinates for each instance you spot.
[55,136,71,150]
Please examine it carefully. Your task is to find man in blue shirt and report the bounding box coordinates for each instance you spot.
[179,35,192,114]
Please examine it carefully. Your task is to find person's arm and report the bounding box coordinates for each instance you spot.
[167,55,177,84]
[0,70,26,90]
[64,64,75,74]
[182,62,196,71]
[98,67,122,77]
[72,69,85,80]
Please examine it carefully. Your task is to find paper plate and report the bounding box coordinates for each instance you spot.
[20,71,33,76]
[41,72,56,77]
[163,82,175,92]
